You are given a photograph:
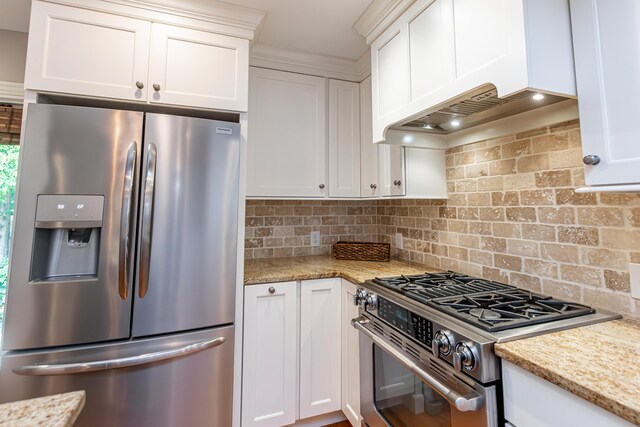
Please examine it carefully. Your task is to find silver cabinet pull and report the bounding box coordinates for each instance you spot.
[394,180,402,186]
[153,83,161,92]
[268,287,275,294]
[319,184,325,189]
[352,316,484,412]
[13,337,225,376]
[118,142,137,301]
[135,81,144,89]
[583,155,600,165]
[370,184,377,189]
[139,143,157,299]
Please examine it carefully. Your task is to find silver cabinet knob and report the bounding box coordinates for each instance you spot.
[394,180,402,186]
[268,287,275,294]
[319,184,325,189]
[135,81,144,89]
[370,184,377,189]
[153,83,161,92]
[583,155,601,165]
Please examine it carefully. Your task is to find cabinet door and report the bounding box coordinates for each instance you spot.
[360,77,380,198]
[299,279,342,419]
[341,280,361,426]
[379,145,406,197]
[570,0,640,187]
[329,80,361,198]
[25,1,151,101]
[148,24,248,111]
[242,282,297,427]
[247,68,327,197]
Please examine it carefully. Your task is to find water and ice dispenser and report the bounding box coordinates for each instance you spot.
[29,195,104,283]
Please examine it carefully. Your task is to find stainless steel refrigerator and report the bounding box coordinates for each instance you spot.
[0,104,241,426]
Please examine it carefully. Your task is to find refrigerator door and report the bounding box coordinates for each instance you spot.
[132,114,240,337]
[0,326,234,427]
[2,104,142,350]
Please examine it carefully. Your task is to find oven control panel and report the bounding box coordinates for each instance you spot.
[378,297,432,346]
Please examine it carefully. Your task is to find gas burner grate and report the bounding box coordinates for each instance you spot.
[428,289,595,332]
[371,271,514,302]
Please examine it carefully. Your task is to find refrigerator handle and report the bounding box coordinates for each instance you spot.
[12,337,226,376]
[118,142,137,300]
[139,143,157,299]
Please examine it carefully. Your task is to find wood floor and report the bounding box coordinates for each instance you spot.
[322,422,351,427]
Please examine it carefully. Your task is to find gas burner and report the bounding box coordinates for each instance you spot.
[429,289,595,332]
[372,271,514,303]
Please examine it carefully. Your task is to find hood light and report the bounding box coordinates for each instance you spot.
[451,120,460,127]
[422,124,433,130]
[532,93,545,101]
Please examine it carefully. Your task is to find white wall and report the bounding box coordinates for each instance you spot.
[0,30,28,83]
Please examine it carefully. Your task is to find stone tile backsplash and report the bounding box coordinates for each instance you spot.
[246,120,640,318]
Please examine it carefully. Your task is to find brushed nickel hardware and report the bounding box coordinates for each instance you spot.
[319,184,325,189]
[153,83,161,92]
[370,184,377,189]
[268,287,275,294]
[394,180,402,186]
[135,81,144,89]
[583,154,601,165]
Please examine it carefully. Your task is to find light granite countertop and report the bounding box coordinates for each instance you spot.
[495,319,640,426]
[244,255,438,285]
[0,391,85,427]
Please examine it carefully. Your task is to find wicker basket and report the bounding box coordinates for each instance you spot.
[332,241,390,262]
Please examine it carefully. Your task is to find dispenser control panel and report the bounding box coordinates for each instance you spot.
[35,195,104,227]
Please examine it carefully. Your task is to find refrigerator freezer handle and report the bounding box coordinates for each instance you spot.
[12,337,226,376]
[139,143,157,299]
[118,142,137,300]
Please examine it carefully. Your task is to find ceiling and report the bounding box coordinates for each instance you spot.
[222,0,372,61]
[0,0,372,61]
[0,0,31,33]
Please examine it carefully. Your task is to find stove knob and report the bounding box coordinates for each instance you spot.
[365,294,378,311]
[453,343,476,372]
[353,288,368,307]
[431,331,453,357]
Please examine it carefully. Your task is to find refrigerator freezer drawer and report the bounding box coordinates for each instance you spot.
[0,325,234,427]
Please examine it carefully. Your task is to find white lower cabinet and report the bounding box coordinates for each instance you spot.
[242,279,345,426]
[299,279,342,419]
[340,280,361,426]
[242,282,298,427]
[503,360,635,427]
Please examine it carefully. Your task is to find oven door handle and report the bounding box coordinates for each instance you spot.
[352,316,484,412]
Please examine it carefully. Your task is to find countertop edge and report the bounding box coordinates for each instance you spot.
[495,345,639,426]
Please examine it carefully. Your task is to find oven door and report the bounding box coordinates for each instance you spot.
[353,316,498,427]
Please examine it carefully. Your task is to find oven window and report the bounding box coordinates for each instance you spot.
[373,345,452,427]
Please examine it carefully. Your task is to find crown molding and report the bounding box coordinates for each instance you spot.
[250,44,371,82]
[44,0,266,39]
[354,0,416,44]
[0,82,25,104]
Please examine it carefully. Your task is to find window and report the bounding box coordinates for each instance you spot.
[0,106,21,325]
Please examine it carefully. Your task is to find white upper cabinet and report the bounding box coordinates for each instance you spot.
[24,0,252,112]
[570,0,640,188]
[26,2,151,102]
[370,0,576,142]
[329,80,361,198]
[360,77,381,198]
[379,145,406,197]
[148,24,248,111]
[247,68,327,197]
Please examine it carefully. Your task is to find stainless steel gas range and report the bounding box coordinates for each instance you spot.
[352,272,621,427]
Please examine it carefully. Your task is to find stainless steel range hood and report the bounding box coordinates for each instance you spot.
[391,85,569,135]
